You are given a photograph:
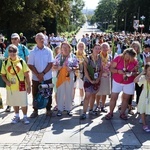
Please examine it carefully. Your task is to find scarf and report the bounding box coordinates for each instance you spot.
[100,51,108,65]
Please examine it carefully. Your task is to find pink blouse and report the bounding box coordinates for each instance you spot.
[112,56,138,84]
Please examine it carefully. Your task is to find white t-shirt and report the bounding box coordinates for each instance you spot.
[55,36,62,46]
[71,38,77,46]
[49,36,56,45]
[44,35,49,46]
[28,46,54,81]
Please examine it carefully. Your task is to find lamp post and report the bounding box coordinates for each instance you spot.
[114,20,116,31]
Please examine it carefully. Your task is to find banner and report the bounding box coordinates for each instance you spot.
[133,20,139,30]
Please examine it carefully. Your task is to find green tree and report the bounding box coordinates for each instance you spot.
[0,0,72,38]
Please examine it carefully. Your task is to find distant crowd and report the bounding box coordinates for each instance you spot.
[0,30,150,133]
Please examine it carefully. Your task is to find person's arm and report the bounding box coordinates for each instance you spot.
[24,71,31,94]
[83,58,94,84]
[42,62,53,75]
[95,63,103,84]
[110,61,124,74]
[28,64,44,82]
[1,74,11,86]
[134,70,145,83]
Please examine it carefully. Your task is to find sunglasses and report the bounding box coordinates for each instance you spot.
[9,49,17,53]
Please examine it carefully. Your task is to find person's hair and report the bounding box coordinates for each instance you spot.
[77,41,86,50]
[101,42,110,49]
[122,48,137,58]
[92,43,101,49]
[130,41,142,54]
[144,62,150,74]
[8,44,18,52]
[35,32,45,39]
[76,42,86,55]
[60,41,72,52]
[53,46,60,57]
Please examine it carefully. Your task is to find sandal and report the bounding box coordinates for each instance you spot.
[143,125,150,132]
[120,113,128,120]
[105,112,113,120]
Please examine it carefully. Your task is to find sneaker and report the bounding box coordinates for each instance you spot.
[11,116,20,124]
[30,111,38,118]
[143,125,150,132]
[57,110,62,116]
[101,107,107,113]
[23,117,30,124]
[67,111,72,116]
[80,113,86,120]
[94,106,101,112]
[5,106,11,112]
[89,110,97,115]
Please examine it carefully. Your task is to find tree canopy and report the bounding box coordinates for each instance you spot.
[0,0,85,40]
[92,0,150,33]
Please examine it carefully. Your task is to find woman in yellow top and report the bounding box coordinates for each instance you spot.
[1,44,31,124]
[73,42,86,105]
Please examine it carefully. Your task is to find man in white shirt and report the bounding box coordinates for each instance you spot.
[49,33,56,48]
[55,33,62,46]
[43,30,49,46]
[28,32,54,118]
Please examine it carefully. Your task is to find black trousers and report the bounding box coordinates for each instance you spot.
[128,83,143,105]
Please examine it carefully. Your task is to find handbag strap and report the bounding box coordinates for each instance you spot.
[11,61,20,82]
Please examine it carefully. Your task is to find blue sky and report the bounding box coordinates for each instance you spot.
[83,0,99,9]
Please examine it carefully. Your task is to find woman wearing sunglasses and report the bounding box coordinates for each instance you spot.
[1,44,31,124]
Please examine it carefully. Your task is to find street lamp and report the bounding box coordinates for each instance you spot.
[114,20,116,31]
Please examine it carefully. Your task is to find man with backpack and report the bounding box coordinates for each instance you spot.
[3,33,30,112]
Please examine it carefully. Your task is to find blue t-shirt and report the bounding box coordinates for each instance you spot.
[4,44,29,61]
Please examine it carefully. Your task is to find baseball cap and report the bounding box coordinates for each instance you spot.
[11,33,20,39]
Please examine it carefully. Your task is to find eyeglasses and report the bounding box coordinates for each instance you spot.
[8,49,17,53]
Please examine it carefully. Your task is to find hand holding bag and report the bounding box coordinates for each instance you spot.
[34,83,53,109]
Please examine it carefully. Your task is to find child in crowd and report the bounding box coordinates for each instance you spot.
[134,63,150,132]
[52,46,61,111]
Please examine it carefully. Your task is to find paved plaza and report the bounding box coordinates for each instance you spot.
[0,87,150,150]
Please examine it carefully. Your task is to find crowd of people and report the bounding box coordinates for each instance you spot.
[0,30,150,133]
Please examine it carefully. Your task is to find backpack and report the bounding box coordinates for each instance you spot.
[4,59,23,67]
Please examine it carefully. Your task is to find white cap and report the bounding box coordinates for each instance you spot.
[11,33,20,39]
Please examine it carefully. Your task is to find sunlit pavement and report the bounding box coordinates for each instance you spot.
[0,87,150,150]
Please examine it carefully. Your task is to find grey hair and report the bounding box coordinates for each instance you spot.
[35,32,45,39]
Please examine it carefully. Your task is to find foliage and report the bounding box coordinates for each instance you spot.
[92,0,150,33]
[0,0,84,40]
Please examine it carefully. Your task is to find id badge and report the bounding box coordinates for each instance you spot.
[10,77,16,84]
[94,72,99,79]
